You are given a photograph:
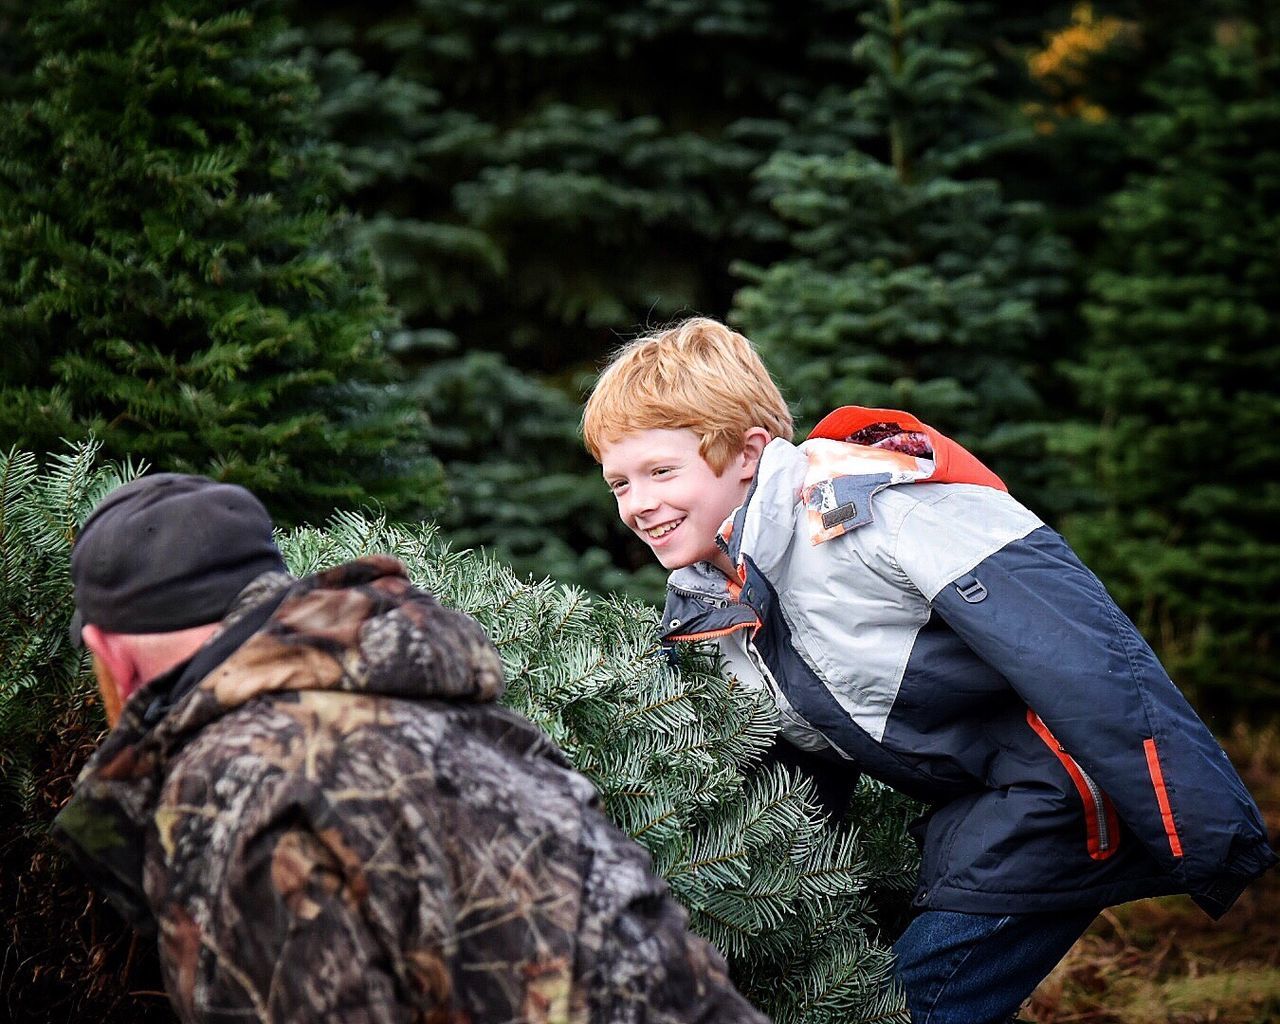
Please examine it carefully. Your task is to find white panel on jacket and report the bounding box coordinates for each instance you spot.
[888,484,1044,601]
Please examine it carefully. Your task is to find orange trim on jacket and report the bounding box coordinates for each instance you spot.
[1143,738,1185,858]
[1028,710,1121,861]
[666,620,760,644]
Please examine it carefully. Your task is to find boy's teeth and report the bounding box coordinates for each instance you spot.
[649,519,683,538]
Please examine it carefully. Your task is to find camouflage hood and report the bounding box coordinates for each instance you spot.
[53,555,505,930]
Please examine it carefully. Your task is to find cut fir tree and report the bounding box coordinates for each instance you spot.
[0,443,918,1023]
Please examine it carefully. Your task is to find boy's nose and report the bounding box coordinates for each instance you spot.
[623,483,659,521]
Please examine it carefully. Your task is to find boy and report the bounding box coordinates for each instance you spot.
[582,317,1276,1024]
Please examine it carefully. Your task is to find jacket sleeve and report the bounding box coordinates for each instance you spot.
[892,496,1276,918]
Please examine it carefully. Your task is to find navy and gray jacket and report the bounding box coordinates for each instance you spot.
[661,407,1275,918]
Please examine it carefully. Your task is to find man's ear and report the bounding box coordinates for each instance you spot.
[736,427,772,480]
[82,624,135,690]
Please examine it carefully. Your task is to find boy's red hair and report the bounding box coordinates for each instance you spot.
[582,318,793,473]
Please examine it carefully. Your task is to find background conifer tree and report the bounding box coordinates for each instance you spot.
[0,0,441,524]
[287,0,871,597]
[731,0,1074,510]
[1060,10,1280,715]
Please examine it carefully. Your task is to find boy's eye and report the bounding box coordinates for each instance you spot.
[653,467,674,477]
[607,479,628,493]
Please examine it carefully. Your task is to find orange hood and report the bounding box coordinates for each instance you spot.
[808,406,1007,490]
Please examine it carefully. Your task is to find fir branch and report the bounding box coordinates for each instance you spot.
[1,443,917,1022]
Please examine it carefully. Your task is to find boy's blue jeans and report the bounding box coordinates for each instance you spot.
[893,909,1097,1023]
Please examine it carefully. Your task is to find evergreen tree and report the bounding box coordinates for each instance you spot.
[0,444,128,826]
[731,0,1074,510]
[409,350,668,602]
[1009,3,1257,320]
[287,0,870,596]
[984,2,1247,524]
[0,0,441,525]
[1061,11,1280,715]
[0,0,35,101]
[2,444,918,1022]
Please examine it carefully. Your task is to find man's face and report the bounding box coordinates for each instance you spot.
[91,654,124,728]
[600,427,753,573]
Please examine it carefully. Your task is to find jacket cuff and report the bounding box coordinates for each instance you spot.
[1190,838,1278,920]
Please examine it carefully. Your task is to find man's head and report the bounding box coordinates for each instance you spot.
[70,474,286,723]
[583,318,793,572]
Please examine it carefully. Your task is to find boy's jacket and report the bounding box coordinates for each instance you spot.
[663,407,1276,917]
[55,556,763,1024]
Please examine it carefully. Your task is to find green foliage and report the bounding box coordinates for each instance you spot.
[0,443,130,817]
[284,511,916,1022]
[287,0,870,597]
[0,0,441,525]
[1062,19,1280,715]
[407,350,667,603]
[0,445,169,1023]
[732,0,1074,510]
[1,445,918,1022]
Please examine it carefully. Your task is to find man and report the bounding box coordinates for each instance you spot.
[54,473,766,1024]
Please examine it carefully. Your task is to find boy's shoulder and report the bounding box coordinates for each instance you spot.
[739,440,1043,598]
[752,436,1035,541]
[731,437,915,566]
[872,483,1043,599]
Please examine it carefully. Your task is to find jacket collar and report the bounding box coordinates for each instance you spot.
[661,441,808,643]
[664,407,1008,641]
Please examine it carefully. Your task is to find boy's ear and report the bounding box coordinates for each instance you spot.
[736,427,772,479]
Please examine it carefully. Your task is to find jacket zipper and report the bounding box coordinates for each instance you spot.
[1075,767,1112,853]
[667,584,729,606]
[667,620,760,643]
[1027,709,1120,861]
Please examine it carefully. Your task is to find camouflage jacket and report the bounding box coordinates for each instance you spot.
[54,556,766,1024]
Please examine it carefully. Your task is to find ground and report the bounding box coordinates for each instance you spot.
[1026,725,1280,1024]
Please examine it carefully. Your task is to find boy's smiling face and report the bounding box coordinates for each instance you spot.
[600,427,766,574]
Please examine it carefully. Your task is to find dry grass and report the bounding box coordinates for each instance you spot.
[1024,724,1280,1024]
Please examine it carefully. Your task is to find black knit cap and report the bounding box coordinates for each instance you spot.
[70,473,287,643]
